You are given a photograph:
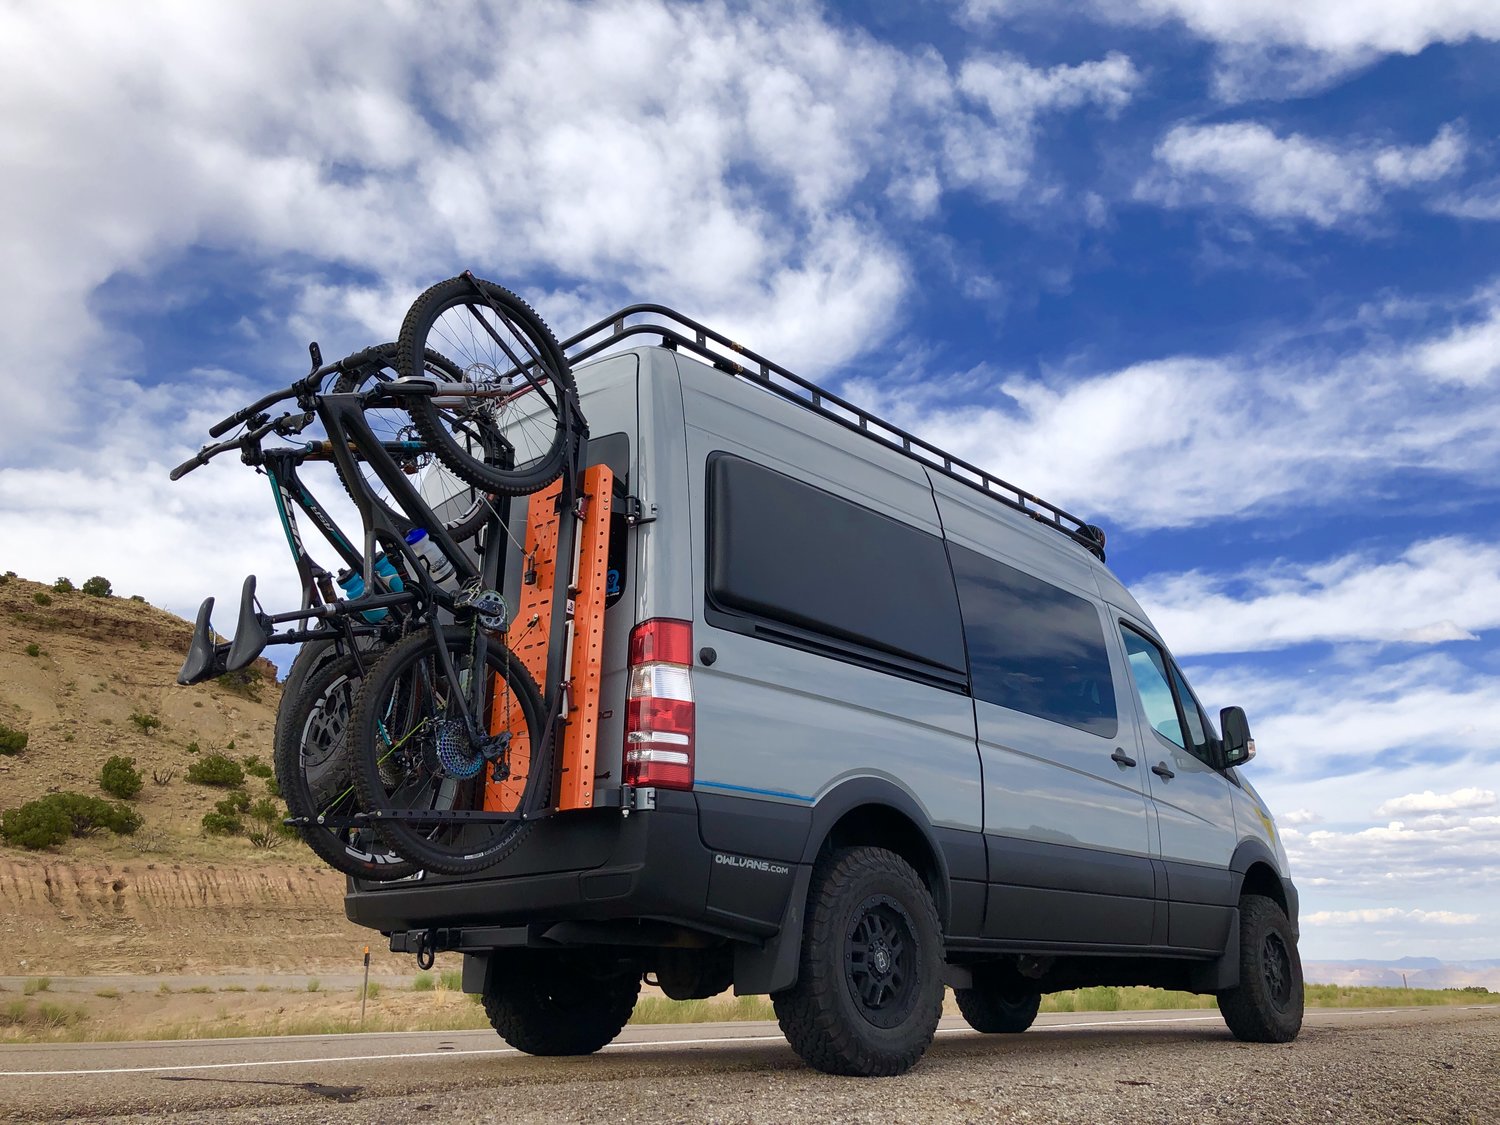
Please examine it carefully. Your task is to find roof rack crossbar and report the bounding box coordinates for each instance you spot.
[552,305,1106,561]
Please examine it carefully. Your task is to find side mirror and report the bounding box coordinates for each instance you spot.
[1221,706,1255,767]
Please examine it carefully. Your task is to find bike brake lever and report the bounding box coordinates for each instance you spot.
[274,411,315,436]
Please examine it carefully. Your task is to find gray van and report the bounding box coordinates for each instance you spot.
[345,310,1302,1076]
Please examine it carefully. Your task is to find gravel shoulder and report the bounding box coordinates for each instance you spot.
[2,1005,1494,1124]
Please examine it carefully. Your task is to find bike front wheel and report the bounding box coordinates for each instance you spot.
[350,626,548,875]
[396,276,575,496]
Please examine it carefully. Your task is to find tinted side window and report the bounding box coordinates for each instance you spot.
[1121,628,1183,747]
[1121,626,1219,765]
[949,545,1118,738]
[706,454,967,674]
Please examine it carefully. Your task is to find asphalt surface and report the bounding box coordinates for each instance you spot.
[1,1006,1495,1123]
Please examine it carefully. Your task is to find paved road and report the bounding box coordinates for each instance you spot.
[2,1006,1495,1123]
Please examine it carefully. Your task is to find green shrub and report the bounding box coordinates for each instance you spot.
[1,801,72,849]
[264,774,281,798]
[215,790,251,815]
[216,670,263,702]
[24,643,40,658]
[186,753,244,788]
[1,793,140,849]
[46,792,141,836]
[81,576,112,598]
[129,594,145,603]
[201,811,242,835]
[52,577,74,594]
[0,573,8,585]
[128,711,162,735]
[0,723,27,756]
[411,972,435,992]
[246,762,273,779]
[32,592,52,606]
[100,755,143,799]
[185,741,201,755]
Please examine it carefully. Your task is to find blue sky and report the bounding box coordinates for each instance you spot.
[1,0,1497,962]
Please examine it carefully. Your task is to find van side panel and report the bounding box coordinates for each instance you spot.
[673,353,984,900]
[928,474,1158,947]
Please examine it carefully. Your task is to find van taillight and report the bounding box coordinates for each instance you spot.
[623,618,694,790]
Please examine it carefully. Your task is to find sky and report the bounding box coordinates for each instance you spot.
[1,0,1497,963]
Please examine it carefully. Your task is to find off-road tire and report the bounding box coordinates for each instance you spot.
[482,953,641,1056]
[1217,894,1304,1043]
[772,846,944,1076]
[955,974,1041,1033]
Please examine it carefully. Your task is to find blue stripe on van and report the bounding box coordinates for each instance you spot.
[695,780,814,803]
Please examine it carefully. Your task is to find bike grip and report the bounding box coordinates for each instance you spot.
[207,405,252,439]
[208,383,295,437]
[169,451,206,481]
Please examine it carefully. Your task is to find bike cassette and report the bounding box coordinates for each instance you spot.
[434,719,484,780]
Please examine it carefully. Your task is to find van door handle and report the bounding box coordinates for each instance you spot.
[1110,748,1136,768]
[1152,762,1175,780]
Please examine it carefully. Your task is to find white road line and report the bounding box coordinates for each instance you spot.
[0,1008,1469,1079]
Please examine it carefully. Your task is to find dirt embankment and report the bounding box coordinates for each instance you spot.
[0,574,411,977]
[0,854,408,976]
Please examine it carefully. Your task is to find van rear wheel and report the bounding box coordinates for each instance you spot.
[773,846,944,1076]
[955,969,1041,1033]
[482,952,641,1056]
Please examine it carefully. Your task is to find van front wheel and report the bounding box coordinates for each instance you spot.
[1217,894,1304,1043]
[773,846,944,1076]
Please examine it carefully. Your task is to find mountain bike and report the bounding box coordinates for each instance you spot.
[171,294,587,876]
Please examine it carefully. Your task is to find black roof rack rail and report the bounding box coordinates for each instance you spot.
[557,304,1106,562]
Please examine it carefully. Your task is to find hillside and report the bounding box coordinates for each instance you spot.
[0,571,402,974]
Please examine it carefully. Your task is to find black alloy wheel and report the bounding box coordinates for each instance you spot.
[845,894,920,1029]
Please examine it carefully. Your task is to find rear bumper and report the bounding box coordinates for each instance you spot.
[344,789,791,947]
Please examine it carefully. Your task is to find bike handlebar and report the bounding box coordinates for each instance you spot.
[207,383,298,438]
[171,414,284,480]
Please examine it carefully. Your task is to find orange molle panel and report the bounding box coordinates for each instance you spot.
[483,465,612,814]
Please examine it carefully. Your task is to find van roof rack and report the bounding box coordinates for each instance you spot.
[559,305,1107,562]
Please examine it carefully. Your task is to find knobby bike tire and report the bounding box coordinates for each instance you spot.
[350,625,548,875]
[273,652,420,882]
[396,276,575,496]
[333,343,499,542]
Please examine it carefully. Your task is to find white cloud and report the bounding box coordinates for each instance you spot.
[0,0,1155,627]
[1434,180,1500,222]
[0,0,1147,465]
[1133,537,1500,656]
[841,279,1500,529]
[961,1,1500,97]
[1192,653,1500,770]
[1138,121,1466,227]
[1377,788,1497,817]
[1304,908,1480,926]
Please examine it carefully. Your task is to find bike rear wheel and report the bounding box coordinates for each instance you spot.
[396,276,575,496]
[273,652,420,882]
[350,625,548,875]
